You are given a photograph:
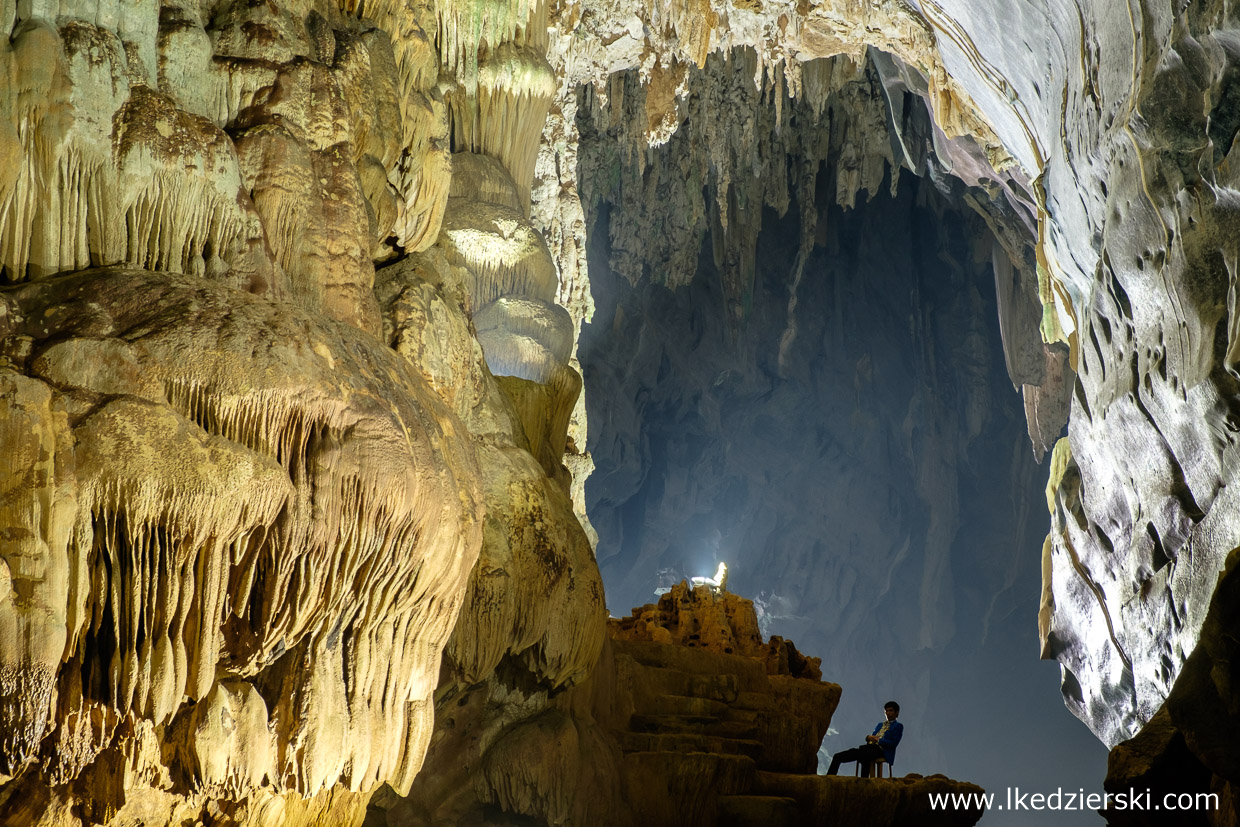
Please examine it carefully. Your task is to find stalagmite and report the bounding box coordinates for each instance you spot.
[438,198,559,307]
[494,368,582,483]
[376,252,495,423]
[450,151,524,211]
[474,296,574,382]
[379,257,604,685]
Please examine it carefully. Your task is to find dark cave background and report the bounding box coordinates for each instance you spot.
[576,116,1108,821]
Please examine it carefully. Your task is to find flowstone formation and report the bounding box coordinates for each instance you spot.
[0,269,486,814]
[0,0,603,823]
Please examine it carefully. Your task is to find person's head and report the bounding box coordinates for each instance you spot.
[884,701,899,720]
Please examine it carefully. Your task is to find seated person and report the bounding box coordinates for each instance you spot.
[826,701,902,777]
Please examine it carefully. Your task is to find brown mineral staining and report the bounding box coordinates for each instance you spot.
[114,86,232,161]
[643,57,686,142]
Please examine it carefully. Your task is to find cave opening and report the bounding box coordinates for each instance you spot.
[574,50,1107,822]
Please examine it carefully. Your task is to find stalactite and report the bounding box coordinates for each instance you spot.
[0,21,276,289]
[447,43,556,208]
[0,269,487,801]
[334,0,452,254]
[435,0,548,95]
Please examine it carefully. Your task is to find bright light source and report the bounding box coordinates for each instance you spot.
[690,561,728,592]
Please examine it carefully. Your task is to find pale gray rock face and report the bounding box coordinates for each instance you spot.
[959,0,1240,760]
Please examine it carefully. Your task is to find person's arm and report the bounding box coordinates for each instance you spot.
[878,721,903,748]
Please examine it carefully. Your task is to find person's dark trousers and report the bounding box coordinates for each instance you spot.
[827,744,885,776]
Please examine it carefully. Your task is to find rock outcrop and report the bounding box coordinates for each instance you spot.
[433,581,985,826]
[587,585,983,827]
[752,772,987,827]
[610,582,841,777]
[368,578,987,826]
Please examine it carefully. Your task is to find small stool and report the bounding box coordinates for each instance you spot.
[856,757,889,778]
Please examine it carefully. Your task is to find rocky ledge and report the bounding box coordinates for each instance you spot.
[543,583,985,827]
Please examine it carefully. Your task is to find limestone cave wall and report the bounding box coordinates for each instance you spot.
[0,0,604,823]
[3,0,1240,823]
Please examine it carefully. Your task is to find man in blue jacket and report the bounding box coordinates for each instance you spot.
[826,701,903,777]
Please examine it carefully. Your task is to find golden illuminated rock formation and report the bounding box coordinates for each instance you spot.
[0,268,485,815]
[0,0,597,819]
[610,583,841,776]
